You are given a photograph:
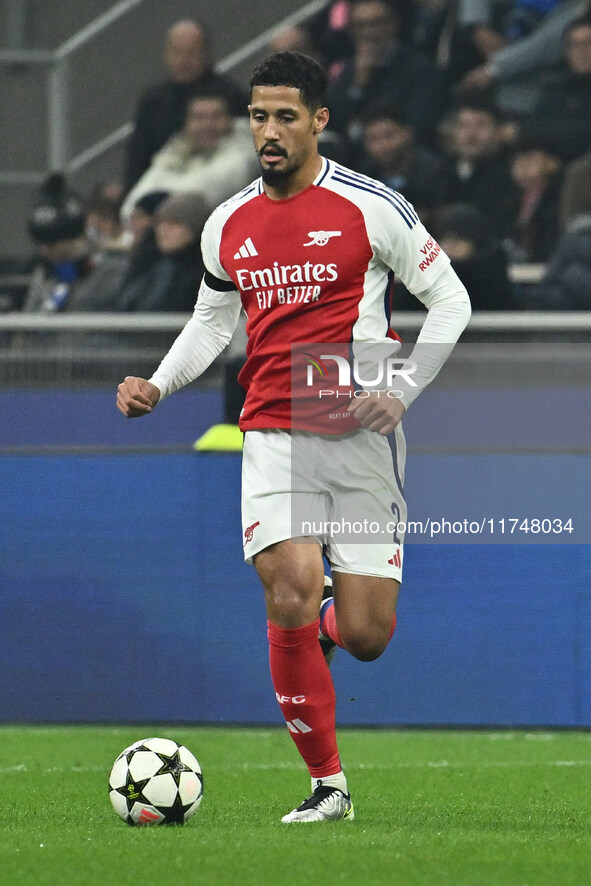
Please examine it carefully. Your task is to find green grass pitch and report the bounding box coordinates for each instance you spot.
[1,726,590,886]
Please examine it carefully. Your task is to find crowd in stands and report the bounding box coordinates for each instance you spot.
[6,0,591,315]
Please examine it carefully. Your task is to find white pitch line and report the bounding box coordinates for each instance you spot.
[2,760,591,776]
[0,764,106,774]
[236,759,591,771]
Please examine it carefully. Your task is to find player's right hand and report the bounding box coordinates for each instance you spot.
[116,376,161,418]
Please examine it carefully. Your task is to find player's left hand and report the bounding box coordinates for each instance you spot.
[347,391,405,435]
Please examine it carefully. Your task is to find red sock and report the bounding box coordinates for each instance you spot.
[322,603,397,649]
[267,619,341,778]
[320,602,344,647]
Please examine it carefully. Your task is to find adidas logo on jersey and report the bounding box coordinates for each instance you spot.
[234,237,258,260]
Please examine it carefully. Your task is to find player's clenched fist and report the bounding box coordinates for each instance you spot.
[117,376,161,417]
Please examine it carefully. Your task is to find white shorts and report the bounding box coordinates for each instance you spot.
[241,427,407,581]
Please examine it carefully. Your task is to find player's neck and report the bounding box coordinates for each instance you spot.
[262,154,324,201]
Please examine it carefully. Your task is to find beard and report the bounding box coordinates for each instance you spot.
[260,164,294,186]
[258,145,302,187]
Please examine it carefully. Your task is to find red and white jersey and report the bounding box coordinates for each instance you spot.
[200,158,451,432]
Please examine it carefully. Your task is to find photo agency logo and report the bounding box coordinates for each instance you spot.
[291,343,418,431]
[302,348,418,400]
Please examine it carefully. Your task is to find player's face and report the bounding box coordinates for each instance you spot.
[249,85,328,187]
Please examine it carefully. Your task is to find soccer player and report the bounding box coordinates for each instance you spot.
[117,52,471,823]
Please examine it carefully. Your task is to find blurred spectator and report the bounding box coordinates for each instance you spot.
[560,149,591,226]
[530,151,591,307]
[121,91,258,220]
[358,100,450,222]
[86,181,125,253]
[71,180,131,310]
[519,15,591,161]
[114,191,168,312]
[318,128,356,166]
[411,0,506,86]
[411,1,460,64]
[125,19,246,191]
[391,201,515,311]
[115,192,209,312]
[23,174,134,313]
[432,203,516,310]
[267,23,322,60]
[458,0,589,114]
[325,0,446,144]
[307,0,418,66]
[305,1,354,67]
[124,189,170,248]
[506,137,562,261]
[529,218,591,308]
[441,96,520,237]
[20,175,99,312]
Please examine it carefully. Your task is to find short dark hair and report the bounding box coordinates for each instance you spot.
[249,51,328,112]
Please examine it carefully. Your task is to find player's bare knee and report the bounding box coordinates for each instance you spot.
[255,543,323,625]
[262,573,322,626]
[264,580,308,617]
[340,627,389,662]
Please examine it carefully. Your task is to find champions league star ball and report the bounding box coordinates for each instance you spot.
[108,737,203,825]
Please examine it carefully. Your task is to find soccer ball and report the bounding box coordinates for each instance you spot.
[108,737,203,825]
